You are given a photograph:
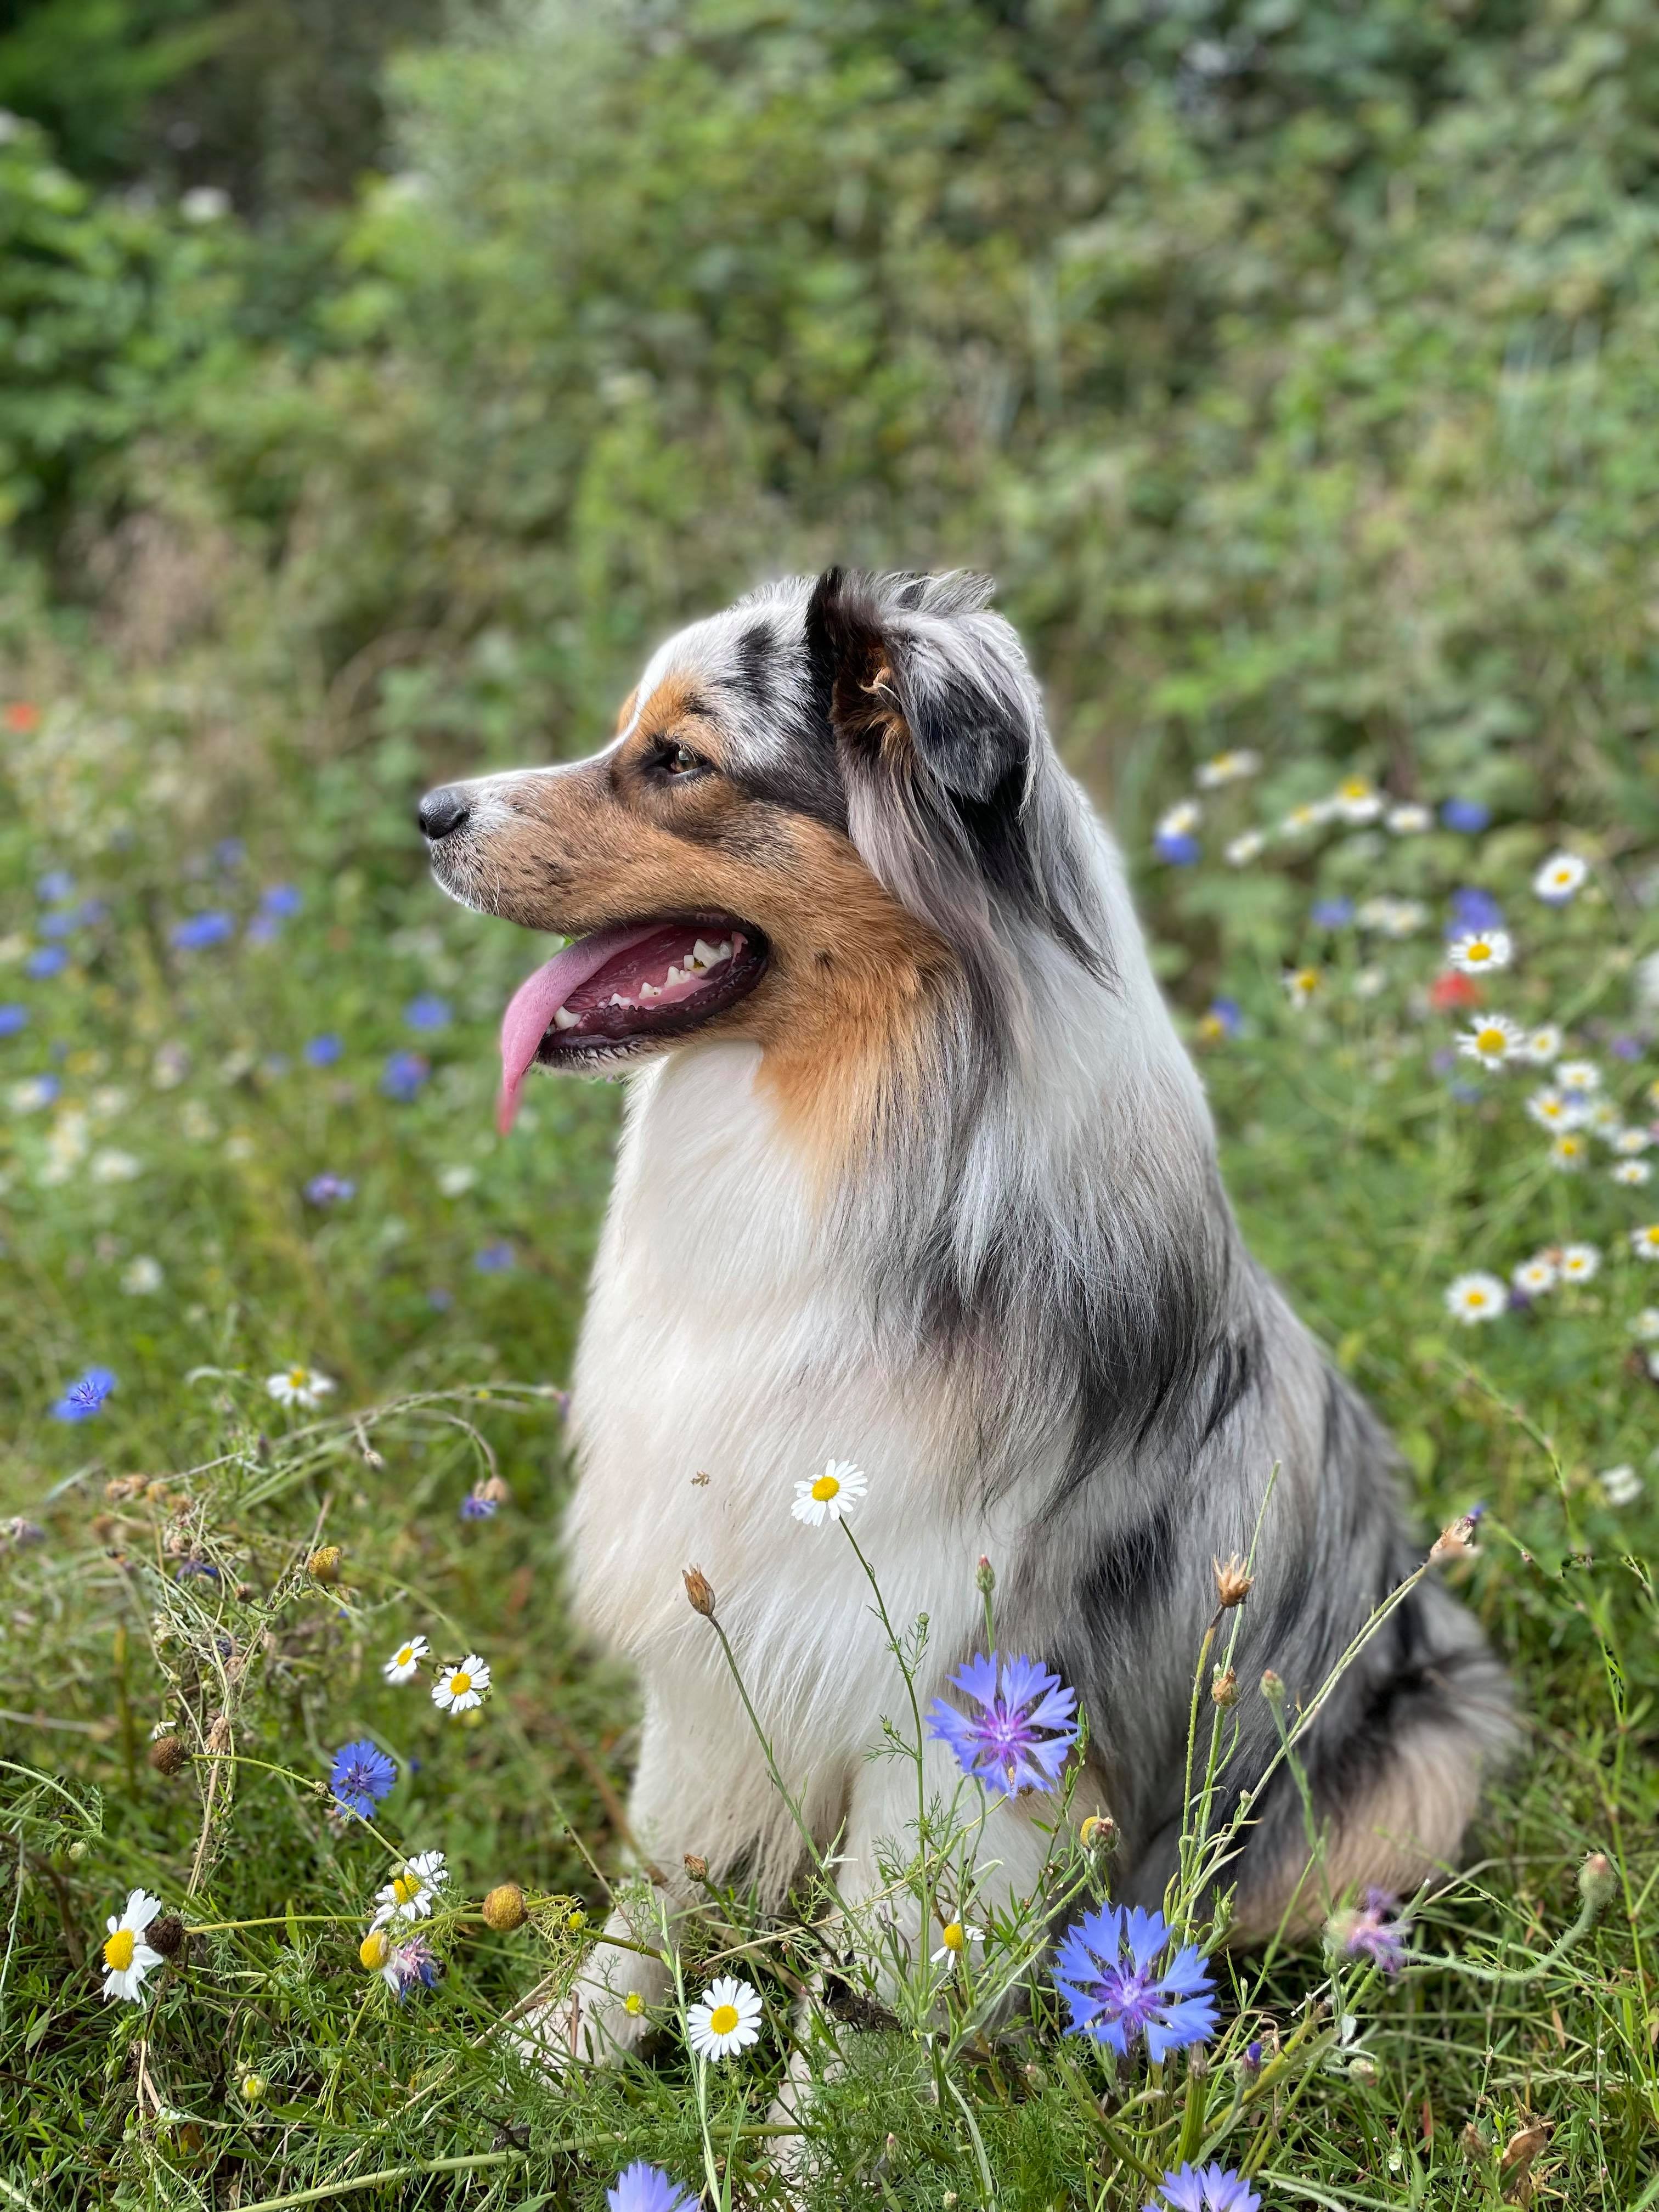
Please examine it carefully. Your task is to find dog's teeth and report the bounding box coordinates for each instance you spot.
[639,980,661,1000]
[608,993,630,1008]
[691,938,728,969]
[665,965,686,988]
[552,1006,580,1031]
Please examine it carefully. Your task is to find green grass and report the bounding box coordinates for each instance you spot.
[2,647,1657,2210]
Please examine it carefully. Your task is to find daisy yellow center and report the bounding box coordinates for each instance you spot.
[1466,943,1491,962]
[708,2002,740,2036]
[360,1932,388,1970]
[396,1646,414,1667]
[1465,1291,1487,1308]
[1477,1029,1504,1051]
[810,1473,840,1502]
[104,1929,135,1972]
[941,1921,965,1951]
[288,1368,308,1387]
[625,1991,644,2016]
[1341,780,1368,799]
[392,1874,421,1905]
[449,1671,472,1696]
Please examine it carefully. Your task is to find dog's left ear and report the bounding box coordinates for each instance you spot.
[805,566,1034,804]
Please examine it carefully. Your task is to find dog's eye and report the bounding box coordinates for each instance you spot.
[658,741,704,778]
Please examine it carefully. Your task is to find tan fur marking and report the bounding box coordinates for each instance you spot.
[613,688,639,736]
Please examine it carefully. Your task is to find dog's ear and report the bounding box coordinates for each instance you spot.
[805,566,1032,804]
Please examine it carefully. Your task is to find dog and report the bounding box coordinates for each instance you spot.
[420,567,1511,2059]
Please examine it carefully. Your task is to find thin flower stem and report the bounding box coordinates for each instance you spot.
[702,1613,832,1882]
[841,1521,936,1963]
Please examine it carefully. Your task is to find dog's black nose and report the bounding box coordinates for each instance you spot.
[418,785,471,842]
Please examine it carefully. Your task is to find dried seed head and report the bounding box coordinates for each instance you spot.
[359,1931,390,1971]
[148,1915,185,1959]
[1578,1850,1617,1914]
[149,1735,188,1777]
[1459,2121,1485,2159]
[205,1713,233,1755]
[306,1545,343,1585]
[480,1474,511,1505]
[1211,1663,1239,1708]
[1430,1514,1480,1564]
[682,1565,716,1619]
[683,1853,709,1883]
[482,1882,527,1932]
[1213,1554,1254,1609]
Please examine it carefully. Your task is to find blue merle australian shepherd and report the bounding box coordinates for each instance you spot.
[420,567,1511,2059]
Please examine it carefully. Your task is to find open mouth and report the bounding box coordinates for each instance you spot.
[497,914,769,1129]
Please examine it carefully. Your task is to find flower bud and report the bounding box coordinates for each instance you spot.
[974,1555,995,1595]
[1078,1813,1117,1853]
[682,1565,716,1618]
[149,1915,185,1958]
[1213,1554,1254,1608]
[359,1931,389,1971]
[482,1882,527,1932]
[306,1545,343,1584]
[1430,1513,1480,1564]
[565,1908,586,1934]
[1348,2053,1379,2087]
[684,1853,709,1883]
[149,1735,188,1776]
[1211,1663,1239,1708]
[480,1474,511,1505]
[240,2074,267,2104]
[1578,1850,1617,1915]
[205,1713,233,1754]
[1259,1668,1284,1708]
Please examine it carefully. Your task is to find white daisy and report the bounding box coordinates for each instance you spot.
[686,1975,763,2061]
[1558,1243,1600,1284]
[1515,1024,1562,1066]
[1555,1059,1600,1094]
[1196,748,1260,788]
[1223,830,1267,867]
[930,1918,985,1968]
[1444,1273,1507,1325]
[1630,1225,1659,1262]
[1384,802,1432,834]
[791,1459,868,1527]
[1331,777,1384,825]
[431,1654,491,1713]
[382,1633,429,1685]
[1613,1160,1652,1187]
[1633,1310,1659,1340]
[1282,967,1320,1007]
[1526,1088,1584,1131]
[1549,1132,1588,1171]
[1279,801,1333,837]
[1511,1256,1558,1297]
[121,1256,163,1294]
[266,1365,335,1408]
[371,1849,449,1929]
[1455,1015,1521,1068]
[1446,929,1512,974]
[1587,1099,1622,1137]
[101,1888,165,2003]
[1356,895,1426,939]
[1599,1465,1642,1508]
[1614,1127,1651,1155]
[1533,851,1588,905]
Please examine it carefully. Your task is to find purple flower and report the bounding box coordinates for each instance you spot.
[38,909,81,938]
[1207,997,1242,1036]
[1447,887,1504,935]
[459,1487,499,1521]
[1053,1903,1219,2060]
[171,911,235,951]
[427,1286,454,1312]
[1310,897,1353,929]
[261,884,303,917]
[215,838,246,871]
[381,1051,430,1102]
[383,1932,442,2000]
[36,870,75,904]
[304,1173,357,1206]
[0,1005,27,1036]
[473,1241,516,1274]
[174,1559,221,1582]
[1441,798,1491,834]
[304,1034,343,1068]
[1143,2165,1260,2212]
[404,994,452,1031]
[1154,831,1202,866]
[926,1651,1079,1795]
[245,913,281,945]
[1611,1034,1644,1062]
[50,1367,116,1422]
[329,1739,397,1820]
[608,2164,695,2212]
[25,947,67,979]
[1449,1081,1483,1104]
[1335,1887,1409,1976]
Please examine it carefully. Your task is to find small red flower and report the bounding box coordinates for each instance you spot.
[4,702,40,733]
[1430,970,1482,1012]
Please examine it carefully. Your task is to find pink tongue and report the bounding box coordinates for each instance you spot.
[497,922,664,1133]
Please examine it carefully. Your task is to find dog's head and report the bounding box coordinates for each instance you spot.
[421,569,1104,1136]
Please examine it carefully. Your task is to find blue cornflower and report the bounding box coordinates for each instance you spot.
[0,1005,26,1036]
[304,1173,356,1206]
[174,1559,222,1583]
[472,1241,515,1274]
[1440,797,1491,834]
[608,2164,695,2212]
[50,1367,116,1423]
[1611,1033,1643,1062]
[329,1740,397,1820]
[261,884,303,917]
[1310,897,1354,929]
[1332,1887,1409,1976]
[1447,887,1503,935]
[926,1652,1079,1796]
[1154,831,1201,867]
[215,838,246,871]
[1053,1902,1219,2061]
[304,1034,343,1068]
[382,1932,442,2000]
[37,870,75,904]
[1143,2165,1260,2212]
[459,1487,499,1521]
[244,913,281,944]
[25,947,67,979]
[38,909,81,938]
[404,994,452,1031]
[381,1051,430,1102]
[171,911,234,951]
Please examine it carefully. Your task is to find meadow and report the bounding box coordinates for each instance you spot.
[3,1,1659,2204]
